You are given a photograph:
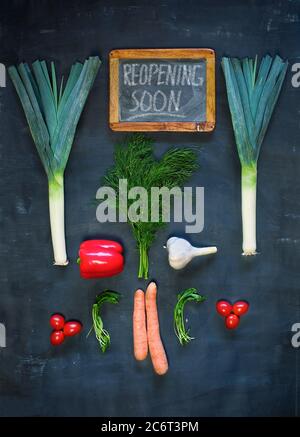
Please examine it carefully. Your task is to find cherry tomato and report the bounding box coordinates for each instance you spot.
[216,300,233,317]
[50,330,65,346]
[63,321,82,337]
[233,301,249,316]
[50,314,65,331]
[225,314,240,330]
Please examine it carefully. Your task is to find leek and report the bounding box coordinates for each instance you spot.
[9,57,101,265]
[222,55,287,255]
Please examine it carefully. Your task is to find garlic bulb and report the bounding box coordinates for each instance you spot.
[166,237,217,270]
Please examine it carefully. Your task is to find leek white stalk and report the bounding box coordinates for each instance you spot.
[241,165,257,255]
[9,57,101,265]
[222,55,287,255]
[48,175,68,265]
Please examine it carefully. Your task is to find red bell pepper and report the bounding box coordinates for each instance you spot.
[78,240,124,279]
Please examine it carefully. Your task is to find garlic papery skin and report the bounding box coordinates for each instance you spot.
[166,237,217,270]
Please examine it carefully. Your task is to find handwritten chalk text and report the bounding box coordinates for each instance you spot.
[123,63,204,87]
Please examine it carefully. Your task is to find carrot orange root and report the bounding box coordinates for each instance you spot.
[133,289,148,361]
[145,282,168,375]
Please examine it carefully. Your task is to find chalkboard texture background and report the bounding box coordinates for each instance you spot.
[118,59,207,122]
[0,0,299,417]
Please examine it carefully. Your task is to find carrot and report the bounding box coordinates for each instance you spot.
[145,282,168,375]
[133,289,148,361]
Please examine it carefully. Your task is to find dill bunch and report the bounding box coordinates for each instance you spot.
[101,134,198,279]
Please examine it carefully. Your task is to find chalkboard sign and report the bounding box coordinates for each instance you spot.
[109,49,215,132]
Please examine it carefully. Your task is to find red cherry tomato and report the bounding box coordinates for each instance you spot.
[233,301,249,316]
[225,314,240,330]
[50,314,65,331]
[216,300,233,317]
[50,330,65,346]
[63,321,82,337]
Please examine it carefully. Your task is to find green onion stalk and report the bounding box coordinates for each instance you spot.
[174,288,206,345]
[91,290,121,353]
[9,57,101,265]
[222,55,287,255]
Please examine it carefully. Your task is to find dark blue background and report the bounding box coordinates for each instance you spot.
[0,0,299,417]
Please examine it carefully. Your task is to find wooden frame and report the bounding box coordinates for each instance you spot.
[109,48,215,132]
